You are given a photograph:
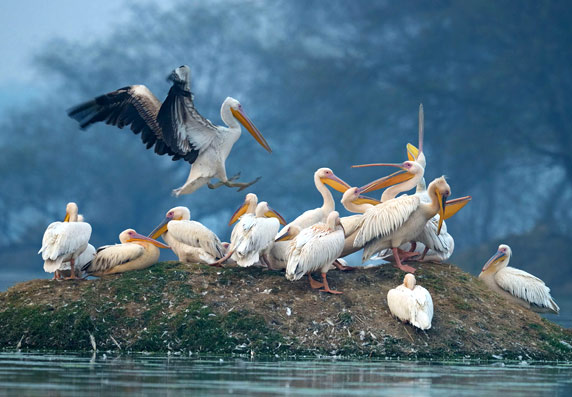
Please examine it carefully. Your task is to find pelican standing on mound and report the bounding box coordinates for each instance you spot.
[387,273,433,330]
[149,206,225,264]
[479,244,559,314]
[67,65,272,196]
[60,215,96,279]
[82,229,170,276]
[280,211,345,294]
[353,177,451,272]
[39,202,92,280]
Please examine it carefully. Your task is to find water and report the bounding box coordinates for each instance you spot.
[0,353,571,396]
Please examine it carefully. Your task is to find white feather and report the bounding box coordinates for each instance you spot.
[39,222,91,273]
[165,220,224,263]
[495,267,560,313]
[387,284,433,330]
[84,243,145,274]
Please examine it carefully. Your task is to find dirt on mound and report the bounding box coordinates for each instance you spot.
[1,261,570,360]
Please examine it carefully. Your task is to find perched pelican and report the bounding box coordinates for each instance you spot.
[285,168,350,230]
[149,206,225,264]
[217,201,286,267]
[82,229,170,276]
[68,65,272,196]
[228,193,258,226]
[39,202,92,280]
[60,215,96,278]
[479,244,559,314]
[280,211,345,294]
[354,177,451,272]
[387,273,433,330]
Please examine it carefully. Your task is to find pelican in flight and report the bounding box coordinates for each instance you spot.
[387,273,433,330]
[354,177,451,272]
[39,202,92,280]
[149,206,225,265]
[67,65,272,196]
[479,244,559,314]
[216,201,286,267]
[82,229,170,276]
[280,211,345,294]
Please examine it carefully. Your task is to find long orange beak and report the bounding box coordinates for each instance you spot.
[406,143,419,161]
[357,165,416,194]
[482,250,506,272]
[229,201,249,225]
[231,107,271,153]
[444,196,472,220]
[148,217,172,239]
[63,213,70,222]
[265,206,287,225]
[437,191,447,234]
[320,173,351,193]
[352,194,381,206]
[129,232,170,249]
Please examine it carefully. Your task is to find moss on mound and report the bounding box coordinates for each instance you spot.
[1,261,571,360]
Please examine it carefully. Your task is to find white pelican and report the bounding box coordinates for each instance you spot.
[479,244,559,314]
[68,65,271,196]
[217,201,286,267]
[149,206,225,264]
[387,273,433,330]
[60,215,96,279]
[82,229,170,276]
[38,202,92,280]
[354,177,451,272]
[280,211,345,294]
[285,168,350,230]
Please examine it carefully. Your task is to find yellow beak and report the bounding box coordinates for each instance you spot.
[148,217,171,240]
[63,213,70,222]
[352,195,381,206]
[482,250,506,272]
[358,167,416,194]
[229,201,249,225]
[265,206,287,225]
[443,196,472,220]
[129,232,170,249]
[231,107,271,153]
[275,227,295,242]
[437,191,447,234]
[406,143,419,161]
[320,174,351,193]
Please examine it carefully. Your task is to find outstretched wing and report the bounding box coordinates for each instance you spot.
[157,84,218,162]
[67,85,190,162]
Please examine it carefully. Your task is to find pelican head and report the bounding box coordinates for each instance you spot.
[341,187,381,207]
[120,229,170,249]
[326,210,342,229]
[315,168,351,193]
[403,273,416,290]
[149,206,191,239]
[275,224,301,242]
[64,202,79,222]
[255,201,287,225]
[357,161,424,194]
[167,65,191,90]
[223,97,272,153]
[229,193,258,225]
[482,244,512,273]
[427,176,451,234]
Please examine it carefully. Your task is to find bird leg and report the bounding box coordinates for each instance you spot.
[207,173,242,189]
[225,176,262,192]
[64,259,79,280]
[209,249,233,267]
[308,273,324,289]
[392,247,417,273]
[418,246,430,261]
[333,259,355,271]
[318,273,343,294]
[396,248,419,261]
[409,242,417,252]
[52,270,61,281]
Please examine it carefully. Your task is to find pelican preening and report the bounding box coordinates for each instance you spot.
[82,229,170,276]
[39,202,92,280]
[479,244,559,314]
[149,206,225,264]
[281,211,345,294]
[387,273,433,330]
[67,65,272,197]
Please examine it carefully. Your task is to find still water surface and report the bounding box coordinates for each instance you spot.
[0,353,570,396]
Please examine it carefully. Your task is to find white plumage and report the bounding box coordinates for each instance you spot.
[149,206,224,264]
[38,202,92,279]
[387,273,433,330]
[479,244,559,314]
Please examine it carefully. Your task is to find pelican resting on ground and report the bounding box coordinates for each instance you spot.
[149,206,225,264]
[353,177,451,273]
[39,202,92,280]
[216,201,286,267]
[479,244,559,314]
[82,229,170,276]
[67,65,272,196]
[387,273,433,330]
[280,211,345,294]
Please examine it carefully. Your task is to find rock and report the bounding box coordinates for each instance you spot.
[0,261,570,359]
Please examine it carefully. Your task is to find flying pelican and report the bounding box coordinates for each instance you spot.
[149,206,225,264]
[353,177,451,272]
[280,211,345,294]
[387,273,433,330]
[285,168,350,230]
[67,65,272,196]
[82,229,170,276]
[479,244,559,314]
[38,202,92,280]
[60,215,95,279]
[216,201,286,267]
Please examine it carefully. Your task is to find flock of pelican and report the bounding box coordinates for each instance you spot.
[38,65,559,334]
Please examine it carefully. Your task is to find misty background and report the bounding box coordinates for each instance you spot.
[1,0,570,326]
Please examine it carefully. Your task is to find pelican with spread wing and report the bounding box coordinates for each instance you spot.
[68,65,271,196]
